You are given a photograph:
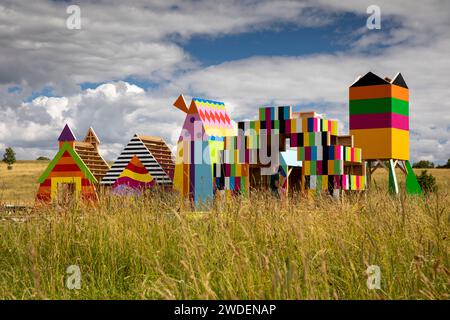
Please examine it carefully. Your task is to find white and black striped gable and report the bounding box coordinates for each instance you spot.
[101,134,172,186]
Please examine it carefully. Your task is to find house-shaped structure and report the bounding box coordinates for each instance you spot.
[172,95,235,203]
[101,135,174,188]
[35,124,109,203]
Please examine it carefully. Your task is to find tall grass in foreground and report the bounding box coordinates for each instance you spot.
[0,188,448,299]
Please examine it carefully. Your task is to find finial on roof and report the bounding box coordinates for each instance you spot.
[58,124,76,142]
[173,94,189,113]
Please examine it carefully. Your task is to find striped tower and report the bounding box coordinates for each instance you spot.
[349,72,421,195]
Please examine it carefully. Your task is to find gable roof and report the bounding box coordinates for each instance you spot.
[391,72,408,88]
[350,71,389,87]
[84,127,100,144]
[37,142,97,184]
[192,97,234,137]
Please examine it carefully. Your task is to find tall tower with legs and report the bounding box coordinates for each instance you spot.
[349,72,421,194]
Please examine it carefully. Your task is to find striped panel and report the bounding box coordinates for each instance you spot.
[101,135,172,185]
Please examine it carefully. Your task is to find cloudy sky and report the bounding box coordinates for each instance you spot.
[0,0,449,164]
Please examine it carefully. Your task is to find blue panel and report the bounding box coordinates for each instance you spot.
[328,146,334,160]
[311,146,317,161]
[307,118,314,132]
[194,163,214,203]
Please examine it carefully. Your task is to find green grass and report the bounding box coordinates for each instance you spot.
[0,188,448,299]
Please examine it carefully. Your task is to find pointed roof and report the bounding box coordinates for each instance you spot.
[350,72,389,87]
[191,97,234,137]
[37,141,97,184]
[391,72,408,89]
[58,124,77,141]
[113,155,155,188]
[84,127,100,144]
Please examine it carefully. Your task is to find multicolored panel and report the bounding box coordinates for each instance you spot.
[342,147,362,162]
[112,155,155,191]
[308,175,330,191]
[341,175,365,190]
[194,98,234,137]
[259,106,291,121]
[290,132,330,148]
[239,116,338,136]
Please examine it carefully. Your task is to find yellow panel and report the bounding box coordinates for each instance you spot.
[50,177,81,201]
[350,128,409,160]
[391,128,409,160]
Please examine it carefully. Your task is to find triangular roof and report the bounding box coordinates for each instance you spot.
[350,72,389,87]
[84,127,100,144]
[113,155,155,188]
[58,124,77,141]
[191,97,234,137]
[37,142,97,184]
[391,72,408,88]
[101,134,173,185]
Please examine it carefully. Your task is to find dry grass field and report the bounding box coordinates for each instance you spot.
[0,161,448,299]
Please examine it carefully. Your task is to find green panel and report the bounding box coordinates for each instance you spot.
[391,98,409,116]
[309,132,315,146]
[350,98,409,116]
[405,160,423,195]
[299,147,305,161]
[310,161,316,175]
[259,108,265,121]
[274,120,279,130]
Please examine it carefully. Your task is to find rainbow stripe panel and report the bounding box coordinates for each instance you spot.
[112,155,155,192]
[194,98,234,137]
[308,175,365,191]
[349,72,409,160]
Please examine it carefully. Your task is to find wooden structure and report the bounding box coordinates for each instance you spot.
[101,134,174,188]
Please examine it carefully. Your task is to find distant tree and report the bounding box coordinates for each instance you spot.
[2,147,16,170]
[412,160,435,169]
[437,158,450,169]
[36,156,50,161]
[416,170,437,194]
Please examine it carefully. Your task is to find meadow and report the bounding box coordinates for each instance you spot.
[0,161,449,299]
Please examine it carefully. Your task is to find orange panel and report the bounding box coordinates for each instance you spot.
[48,171,85,178]
[349,84,391,100]
[391,85,409,102]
